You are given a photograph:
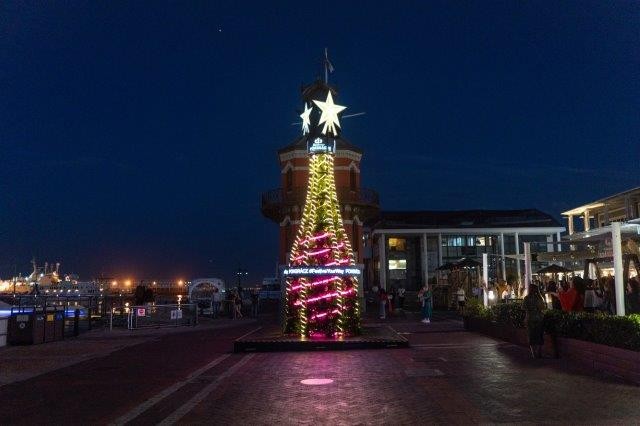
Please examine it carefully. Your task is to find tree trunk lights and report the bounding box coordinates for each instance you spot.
[284,152,361,337]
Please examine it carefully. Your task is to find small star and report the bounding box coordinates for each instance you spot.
[300,103,312,135]
[313,91,346,136]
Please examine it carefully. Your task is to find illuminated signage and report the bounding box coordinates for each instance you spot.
[282,266,361,277]
[308,137,335,154]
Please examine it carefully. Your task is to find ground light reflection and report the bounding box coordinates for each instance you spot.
[300,378,334,385]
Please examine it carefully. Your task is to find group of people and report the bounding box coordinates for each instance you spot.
[210,286,260,319]
[519,275,640,359]
[371,284,407,319]
[540,275,640,315]
[371,283,434,324]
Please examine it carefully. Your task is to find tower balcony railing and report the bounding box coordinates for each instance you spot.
[261,187,380,222]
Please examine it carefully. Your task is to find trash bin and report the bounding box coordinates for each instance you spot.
[0,317,8,347]
[53,310,65,341]
[8,311,45,345]
[43,307,65,342]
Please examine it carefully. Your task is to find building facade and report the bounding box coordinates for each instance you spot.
[562,186,640,238]
[365,209,565,291]
[261,80,379,265]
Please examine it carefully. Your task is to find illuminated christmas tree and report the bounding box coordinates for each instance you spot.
[283,89,361,337]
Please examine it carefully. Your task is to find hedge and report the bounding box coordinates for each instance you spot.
[464,300,640,352]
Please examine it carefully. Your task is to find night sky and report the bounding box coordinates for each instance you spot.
[2,1,639,283]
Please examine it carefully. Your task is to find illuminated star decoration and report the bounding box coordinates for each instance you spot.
[300,103,312,135]
[313,91,346,136]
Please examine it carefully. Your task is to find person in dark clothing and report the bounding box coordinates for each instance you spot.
[250,288,260,318]
[546,282,562,310]
[627,278,640,314]
[378,288,388,319]
[523,284,546,358]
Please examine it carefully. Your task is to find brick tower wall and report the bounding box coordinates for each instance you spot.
[278,150,364,265]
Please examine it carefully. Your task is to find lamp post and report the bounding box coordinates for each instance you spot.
[236,267,248,293]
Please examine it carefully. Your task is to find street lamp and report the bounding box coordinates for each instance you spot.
[236,268,248,288]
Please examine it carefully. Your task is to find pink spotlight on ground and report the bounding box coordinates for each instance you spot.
[300,378,334,385]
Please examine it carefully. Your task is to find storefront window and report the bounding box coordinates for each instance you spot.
[389,238,406,251]
[388,259,407,270]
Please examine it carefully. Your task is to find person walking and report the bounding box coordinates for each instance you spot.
[250,288,260,318]
[418,283,432,324]
[627,278,640,314]
[370,283,379,309]
[211,287,222,319]
[226,290,234,319]
[523,283,546,358]
[378,288,388,319]
[397,286,406,311]
[234,290,243,319]
[456,287,466,313]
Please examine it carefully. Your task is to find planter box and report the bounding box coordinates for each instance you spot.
[464,316,527,346]
[465,315,640,385]
[548,337,640,385]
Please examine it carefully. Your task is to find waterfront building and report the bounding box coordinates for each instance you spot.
[365,209,565,291]
[559,186,640,287]
[562,186,640,239]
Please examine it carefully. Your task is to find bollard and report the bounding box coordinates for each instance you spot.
[73,309,80,337]
[109,310,113,331]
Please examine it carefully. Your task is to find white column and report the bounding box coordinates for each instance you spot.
[567,215,574,235]
[500,233,506,281]
[378,233,387,290]
[421,233,429,285]
[482,253,489,307]
[583,209,590,231]
[437,233,443,266]
[611,222,625,316]
[556,231,562,252]
[515,232,521,285]
[524,242,532,295]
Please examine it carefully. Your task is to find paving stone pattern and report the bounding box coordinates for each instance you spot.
[1,312,639,425]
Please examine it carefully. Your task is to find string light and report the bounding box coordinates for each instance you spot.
[283,135,361,337]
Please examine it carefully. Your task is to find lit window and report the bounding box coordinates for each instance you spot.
[388,238,406,251]
[388,259,407,270]
[476,237,486,246]
[446,237,463,247]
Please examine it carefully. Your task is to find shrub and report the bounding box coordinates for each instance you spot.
[466,301,640,351]
[463,298,493,320]
[493,302,526,329]
[544,311,640,352]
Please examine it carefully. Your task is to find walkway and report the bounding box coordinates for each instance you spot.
[1,313,638,425]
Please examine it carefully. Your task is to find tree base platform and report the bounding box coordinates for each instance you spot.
[233,325,409,353]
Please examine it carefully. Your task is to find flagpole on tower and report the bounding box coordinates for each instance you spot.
[324,48,334,84]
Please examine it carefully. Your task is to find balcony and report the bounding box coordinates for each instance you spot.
[261,187,380,223]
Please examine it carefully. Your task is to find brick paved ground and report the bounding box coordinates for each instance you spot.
[1,311,639,425]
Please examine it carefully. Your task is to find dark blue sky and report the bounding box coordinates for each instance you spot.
[1,1,638,283]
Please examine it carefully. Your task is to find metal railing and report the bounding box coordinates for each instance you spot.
[262,186,379,207]
[126,304,198,330]
[261,187,379,221]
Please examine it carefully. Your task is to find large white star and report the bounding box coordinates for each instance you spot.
[300,103,312,135]
[313,91,346,136]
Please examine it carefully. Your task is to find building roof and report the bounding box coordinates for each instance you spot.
[367,209,563,230]
[561,186,640,216]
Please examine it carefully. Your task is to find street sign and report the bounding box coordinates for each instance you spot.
[170,310,183,320]
[137,308,146,317]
